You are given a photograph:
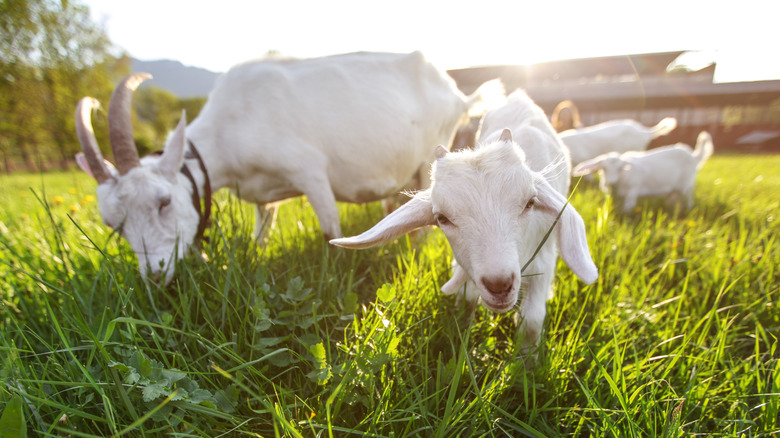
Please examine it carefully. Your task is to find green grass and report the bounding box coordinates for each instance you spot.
[0,154,778,437]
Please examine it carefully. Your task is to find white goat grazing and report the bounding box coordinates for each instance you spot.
[331,91,598,347]
[572,131,714,213]
[560,117,677,166]
[76,51,498,284]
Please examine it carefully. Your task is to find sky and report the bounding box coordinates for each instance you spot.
[83,0,779,83]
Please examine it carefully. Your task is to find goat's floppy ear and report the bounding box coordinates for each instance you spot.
[157,110,187,180]
[571,157,604,176]
[330,190,436,249]
[535,176,598,284]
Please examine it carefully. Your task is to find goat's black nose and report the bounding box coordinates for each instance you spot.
[481,274,515,297]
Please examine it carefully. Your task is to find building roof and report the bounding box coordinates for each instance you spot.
[447,51,780,110]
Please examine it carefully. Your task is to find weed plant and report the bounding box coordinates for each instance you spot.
[0,155,778,437]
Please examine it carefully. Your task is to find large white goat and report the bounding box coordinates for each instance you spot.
[75,51,497,284]
[560,117,677,166]
[572,131,714,213]
[331,91,598,347]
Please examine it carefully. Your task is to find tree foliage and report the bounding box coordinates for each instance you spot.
[0,0,122,171]
[134,87,206,155]
[0,0,204,173]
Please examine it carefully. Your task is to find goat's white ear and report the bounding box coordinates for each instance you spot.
[572,158,603,176]
[157,110,187,179]
[499,128,513,143]
[435,145,448,159]
[535,176,598,284]
[330,190,435,249]
[75,152,118,180]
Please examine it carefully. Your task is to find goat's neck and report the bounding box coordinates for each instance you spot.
[184,139,231,193]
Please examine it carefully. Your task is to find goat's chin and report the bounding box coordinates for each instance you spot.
[481,294,518,313]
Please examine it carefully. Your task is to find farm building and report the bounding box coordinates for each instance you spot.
[448,51,780,152]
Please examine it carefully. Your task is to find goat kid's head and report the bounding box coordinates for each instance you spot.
[75,73,198,285]
[572,152,631,187]
[331,127,597,312]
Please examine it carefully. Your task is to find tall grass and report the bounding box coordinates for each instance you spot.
[0,154,778,437]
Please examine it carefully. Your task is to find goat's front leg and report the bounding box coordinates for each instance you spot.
[442,261,481,307]
[621,190,639,213]
[517,269,555,351]
[441,260,467,295]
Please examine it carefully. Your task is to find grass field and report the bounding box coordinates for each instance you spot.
[0,154,778,437]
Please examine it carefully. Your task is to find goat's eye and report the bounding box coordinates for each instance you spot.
[435,213,451,227]
[525,197,537,210]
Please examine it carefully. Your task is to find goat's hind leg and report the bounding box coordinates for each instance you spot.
[255,203,278,242]
[288,169,342,240]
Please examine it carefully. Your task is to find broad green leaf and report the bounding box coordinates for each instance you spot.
[161,369,187,383]
[376,283,396,303]
[142,383,168,403]
[133,351,152,378]
[309,342,327,362]
[0,396,26,438]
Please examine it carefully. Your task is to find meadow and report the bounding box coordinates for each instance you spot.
[0,154,778,437]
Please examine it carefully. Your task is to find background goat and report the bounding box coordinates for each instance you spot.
[572,131,714,212]
[331,90,598,348]
[75,51,498,284]
[560,117,677,166]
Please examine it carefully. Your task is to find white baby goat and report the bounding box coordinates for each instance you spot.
[560,117,678,166]
[76,51,498,284]
[572,131,714,213]
[331,91,598,347]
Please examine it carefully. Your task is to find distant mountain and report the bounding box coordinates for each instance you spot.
[132,59,220,98]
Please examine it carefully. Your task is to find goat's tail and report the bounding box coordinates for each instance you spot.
[650,117,677,138]
[692,131,714,169]
[464,78,506,115]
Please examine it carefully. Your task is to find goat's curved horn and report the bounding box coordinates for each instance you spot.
[108,72,152,175]
[75,97,112,184]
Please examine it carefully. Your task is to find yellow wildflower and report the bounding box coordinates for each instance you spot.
[80,195,96,205]
[52,195,65,205]
[69,204,80,213]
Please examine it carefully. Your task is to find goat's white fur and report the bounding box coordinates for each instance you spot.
[331,91,598,347]
[572,131,714,212]
[560,117,677,166]
[76,51,499,284]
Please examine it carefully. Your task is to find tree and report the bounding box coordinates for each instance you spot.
[134,87,206,155]
[0,0,124,171]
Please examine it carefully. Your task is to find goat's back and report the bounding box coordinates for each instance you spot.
[622,144,700,172]
[561,119,659,164]
[186,51,472,202]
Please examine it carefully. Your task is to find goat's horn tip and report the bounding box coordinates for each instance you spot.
[122,72,152,90]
